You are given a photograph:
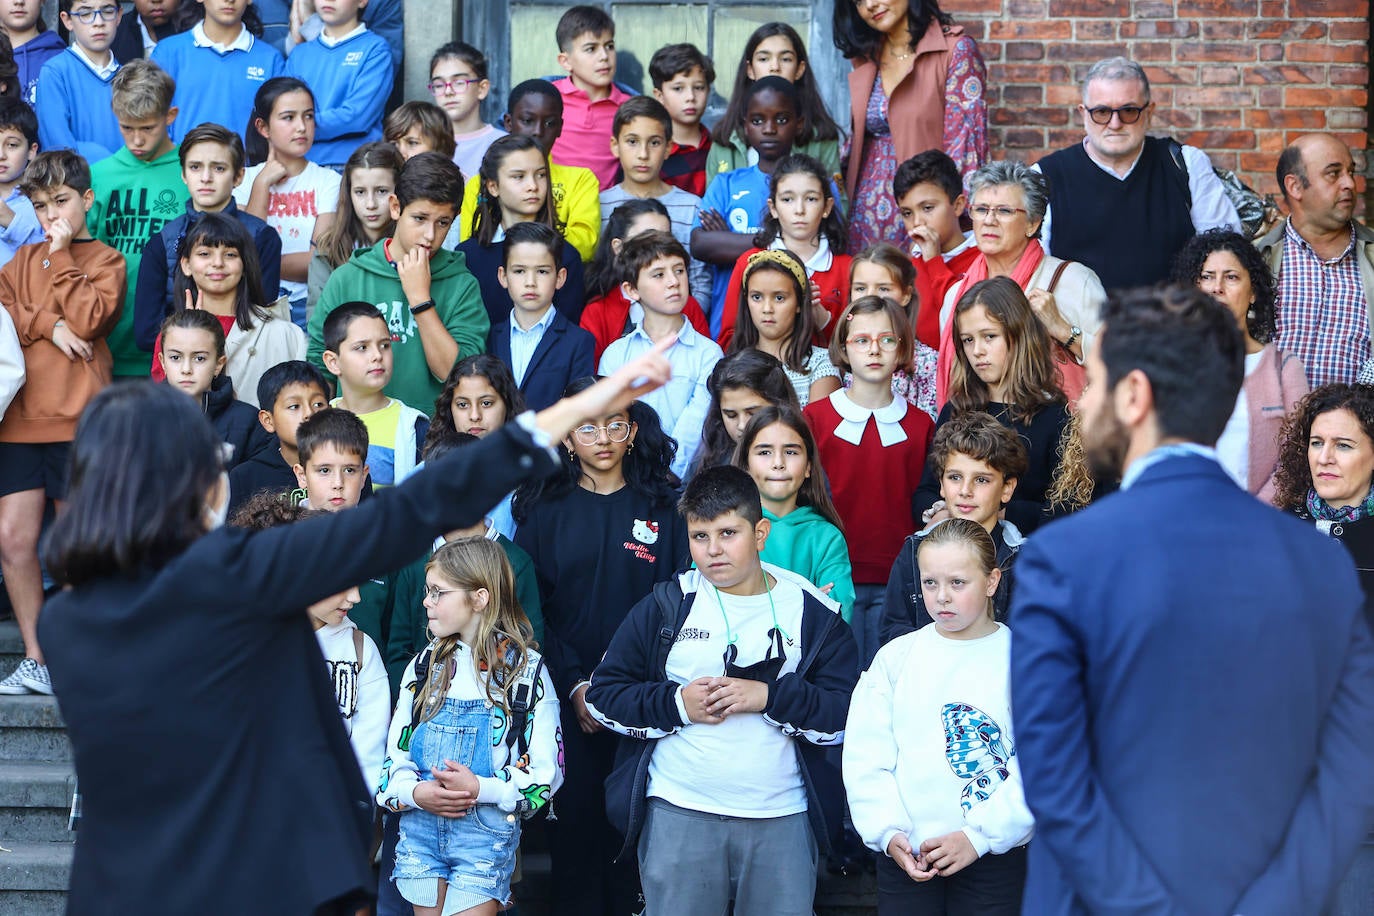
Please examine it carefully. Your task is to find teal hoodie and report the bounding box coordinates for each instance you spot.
[762,505,855,623]
[87,145,189,377]
[308,242,488,414]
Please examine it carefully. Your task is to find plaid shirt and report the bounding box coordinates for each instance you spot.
[1274,221,1369,388]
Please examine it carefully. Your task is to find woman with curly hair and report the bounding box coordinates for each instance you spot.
[1273,383,1374,631]
[1173,229,1308,503]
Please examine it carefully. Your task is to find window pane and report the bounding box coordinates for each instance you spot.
[609,4,710,95]
[509,6,569,89]
[712,5,811,93]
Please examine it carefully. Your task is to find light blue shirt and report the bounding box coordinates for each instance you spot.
[509,306,556,387]
[0,186,43,269]
[1120,442,1219,490]
[599,315,723,479]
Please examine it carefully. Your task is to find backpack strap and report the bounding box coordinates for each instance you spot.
[504,654,546,761]
[650,578,688,680]
[352,628,365,669]
[1165,138,1193,208]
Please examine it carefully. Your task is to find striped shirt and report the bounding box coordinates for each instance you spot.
[1274,221,1368,388]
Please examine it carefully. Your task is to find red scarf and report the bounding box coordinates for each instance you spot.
[935,239,1045,408]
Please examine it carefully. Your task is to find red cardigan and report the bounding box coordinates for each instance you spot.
[717,247,854,350]
[580,287,711,364]
[914,245,980,351]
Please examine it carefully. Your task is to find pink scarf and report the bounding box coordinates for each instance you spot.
[936,239,1045,409]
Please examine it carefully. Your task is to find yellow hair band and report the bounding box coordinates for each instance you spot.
[743,249,808,294]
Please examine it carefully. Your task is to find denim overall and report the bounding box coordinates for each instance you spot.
[393,697,519,913]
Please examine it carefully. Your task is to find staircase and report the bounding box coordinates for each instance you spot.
[0,620,72,916]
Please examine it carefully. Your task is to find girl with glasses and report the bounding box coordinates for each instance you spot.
[428,41,505,182]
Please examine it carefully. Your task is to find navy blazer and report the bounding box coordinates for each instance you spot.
[1011,453,1374,915]
[488,310,596,412]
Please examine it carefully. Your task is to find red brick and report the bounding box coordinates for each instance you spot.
[1046,42,1130,62]
[943,0,1005,12]
[988,20,1071,39]
[1247,109,1328,129]
[1002,85,1044,104]
[995,63,1071,83]
[1328,109,1369,130]
[1290,0,1365,15]
[1201,21,1247,40]
[1075,21,1117,40]
[1201,109,1245,128]
[1256,86,1284,108]
[1188,129,1257,150]
[1177,0,1258,15]
[991,106,1069,126]
[1155,109,1198,130]
[1174,87,1256,107]
[1005,41,1044,61]
[1244,65,1320,85]
[979,41,1004,61]
[1239,151,1277,174]
[1330,21,1370,41]
[1257,44,1284,62]
[1248,21,1326,40]
[1120,20,1197,38]
[1046,128,1084,148]
[1258,0,1286,15]
[1131,42,1175,62]
[1001,129,1045,149]
[1176,41,1256,62]
[1286,87,1366,107]
[1142,65,1197,84]
[1331,65,1370,86]
[1286,42,1367,63]
[1048,0,1128,14]
[1007,0,1048,15]
[1046,85,1080,105]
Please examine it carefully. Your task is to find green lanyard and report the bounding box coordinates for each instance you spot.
[710,573,791,647]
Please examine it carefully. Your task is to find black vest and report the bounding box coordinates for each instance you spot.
[1038,136,1195,291]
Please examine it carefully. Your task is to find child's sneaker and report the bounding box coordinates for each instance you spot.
[0,658,43,694]
[19,659,52,695]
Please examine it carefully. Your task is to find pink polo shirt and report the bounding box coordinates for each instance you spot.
[550,76,631,190]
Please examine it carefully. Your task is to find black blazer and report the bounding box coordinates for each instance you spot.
[487,310,596,412]
[40,424,557,915]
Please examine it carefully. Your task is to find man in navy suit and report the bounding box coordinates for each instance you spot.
[1011,286,1374,914]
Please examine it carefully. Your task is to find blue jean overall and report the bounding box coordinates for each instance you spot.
[392,697,519,913]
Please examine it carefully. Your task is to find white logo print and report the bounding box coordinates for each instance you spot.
[344,51,364,66]
[247,66,265,81]
[632,519,660,545]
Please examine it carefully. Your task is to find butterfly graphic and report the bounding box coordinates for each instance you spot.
[942,703,1014,812]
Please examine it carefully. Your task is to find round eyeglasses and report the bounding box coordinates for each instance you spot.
[572,421,633,445]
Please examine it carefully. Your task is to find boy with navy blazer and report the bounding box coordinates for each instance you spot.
[487,221,595,411]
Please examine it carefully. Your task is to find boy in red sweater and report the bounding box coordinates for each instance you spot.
[0,149,125,695]
[895,151,976,351]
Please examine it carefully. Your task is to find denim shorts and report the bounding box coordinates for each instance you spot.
[392,697,520,913]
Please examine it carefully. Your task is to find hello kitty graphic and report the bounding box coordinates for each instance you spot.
[632,519,660,545]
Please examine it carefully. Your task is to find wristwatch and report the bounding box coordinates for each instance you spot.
[1064,326,1082,349]
[409,299,436,316]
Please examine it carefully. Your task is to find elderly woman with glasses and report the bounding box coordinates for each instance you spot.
[934,159,1106,406]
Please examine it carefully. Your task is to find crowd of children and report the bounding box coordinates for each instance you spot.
[0,3,1287,915]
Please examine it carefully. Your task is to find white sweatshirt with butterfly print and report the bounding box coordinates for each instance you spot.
[843,623,1034,858]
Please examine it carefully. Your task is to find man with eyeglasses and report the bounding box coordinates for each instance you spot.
[1034,56,1240,290]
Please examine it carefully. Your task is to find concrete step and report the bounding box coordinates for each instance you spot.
[0,762,75,844]
[0,696,69,762]
[0,621,19,674]
[0,839,72,908]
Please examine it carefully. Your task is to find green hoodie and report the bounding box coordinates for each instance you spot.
[308,242,488,415]
[87,145,189,377]
[762,505,856,623]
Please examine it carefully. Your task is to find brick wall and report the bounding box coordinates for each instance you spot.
[943,0,1370,203]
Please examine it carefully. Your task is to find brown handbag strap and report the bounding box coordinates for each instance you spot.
[1046,259,1072,294]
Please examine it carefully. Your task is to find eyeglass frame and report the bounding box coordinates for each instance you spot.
[1081,103,1150,125]
[428,77,481,94]
[423,585,461,603]
[845,333,901,352]
[970,204,1030,223]
[68,4,119,23]
[572,421,634,445]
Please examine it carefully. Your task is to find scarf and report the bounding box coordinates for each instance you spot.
[1306,483,1374,523]
[936,239,1045,408]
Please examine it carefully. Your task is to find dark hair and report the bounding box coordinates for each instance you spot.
[586,199,669,300]
[502,220,564,267]
[180,122,245,174]
[317,141,404,268]
[172,211,270,334]
[426,354,527,455]
[712,22,841,148]
[949,277,1065,423]
[1170,228,1278,344]
[555,4,615,51]
[506,78,563,117]
[422,430,479,463]
[396,150,465,211]
[160,307,227,359]
[471,134,557,246]
[1273,384,1374,511]
[323,301,386,354]
[430,40,488,81]
[619,229,689,288]
[612,95,672,141]
[1276,142,1307,203]
[928,409,1029,482]
[384,101,457,159]
[894,149,963,204]
[733,404,843,531]
[731,249,819,373]
[20,149,90,196]
[1098,285,1245,445]
[649,43,715,88]
[754,153,846,251]
[296,407,369,466]
[833,0,954,62]
[679,464,762,527]
[513,377,678,522]
[230,489,319,530]
[828,295,914,373]
[0,33,18,104]
[246,77,314,166]
[0,97,38,147]
[173,0,262,35]
[698,349,800,471]
[258,360,331,411]
[44,383,225,586]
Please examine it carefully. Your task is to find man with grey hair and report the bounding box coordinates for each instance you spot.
[1035,56,1240,290]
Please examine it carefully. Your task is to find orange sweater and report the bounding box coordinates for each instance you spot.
[0,239,125,443]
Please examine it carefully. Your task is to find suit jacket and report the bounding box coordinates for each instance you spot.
[488,310,596,412]
[40,423,558,915]
[1011,452,1374,916]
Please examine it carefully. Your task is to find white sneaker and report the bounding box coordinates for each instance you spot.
[0,658,40,694]
[18,659,52,695]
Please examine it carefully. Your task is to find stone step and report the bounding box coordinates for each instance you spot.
[0,696,69,762]
[0,839,72,898]
[0,762,75,844]
[0,621,20,673]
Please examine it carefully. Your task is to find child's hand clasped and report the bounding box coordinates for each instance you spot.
[414,761,479,818]
[51,322,93,362]
[684,676,769,722]
[887,833,936,882]
[919,830,978,878]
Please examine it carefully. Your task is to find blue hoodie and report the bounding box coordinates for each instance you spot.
[14,30,65,107]
[35,48,122,162]
[283,27,392,167]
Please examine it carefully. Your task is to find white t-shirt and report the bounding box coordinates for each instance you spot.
[314,617,390,789]
[648,575,808,818]
[234,161,341,303]
[1216,350,1265,489]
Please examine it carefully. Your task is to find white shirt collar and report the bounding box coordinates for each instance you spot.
[70,43,118,80]
[139,18,158,53]
[319,22,367,47]
[491,223,506,244]
[827,389,908,446]
[510,306,556,335]
[432,524,495,552]
[1081,137,1143,180]
[943,232,975,262]
[768,235,832,274]
[192,21,254,53]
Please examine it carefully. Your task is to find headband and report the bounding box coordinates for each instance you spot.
[743,249,808,294]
